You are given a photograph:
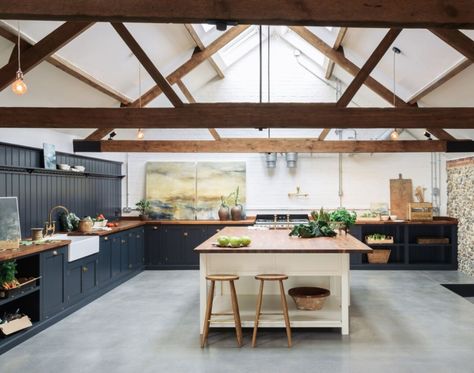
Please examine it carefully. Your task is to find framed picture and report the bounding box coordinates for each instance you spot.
[0,197,21,250]
[43,143,57,170]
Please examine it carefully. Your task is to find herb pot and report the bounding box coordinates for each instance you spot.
[218,206,230,221]
[231,205,242,221]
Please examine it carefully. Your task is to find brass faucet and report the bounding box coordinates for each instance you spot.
[45,205,69,237]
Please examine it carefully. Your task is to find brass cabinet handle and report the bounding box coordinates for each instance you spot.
[104,237,108,241]
[121,240,126,244]
[52,250,58,256]
[153,226,158,230]
[128,264,132,269]
[216,229,220,232]
[183,232,188,237]
[82,266,88,272]
[136,235,140,238]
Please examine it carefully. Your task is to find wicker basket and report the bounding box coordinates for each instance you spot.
[288,287,330,311]
[367,249,391,264]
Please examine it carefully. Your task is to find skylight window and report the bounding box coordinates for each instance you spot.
[201,24,215,32]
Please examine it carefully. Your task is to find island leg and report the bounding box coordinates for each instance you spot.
[341,254,350,335]
[199,254,207,337]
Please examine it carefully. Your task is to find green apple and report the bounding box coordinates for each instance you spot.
[240,236,251,246]
[229,236,242,248]
[217,236,230,247]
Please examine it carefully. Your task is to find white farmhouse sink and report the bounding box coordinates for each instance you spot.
[49,234,100,262]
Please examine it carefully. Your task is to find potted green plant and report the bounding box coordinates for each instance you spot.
[230,186,243,221]
[218,192,234,221]
[136,199,152,220]
[0,261,19,293]
[329,208,357,235]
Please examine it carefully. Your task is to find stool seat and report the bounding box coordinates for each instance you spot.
[201,274,242,348]
[255,274,288,281]
[206,274,239,281]
[253,273,292,348]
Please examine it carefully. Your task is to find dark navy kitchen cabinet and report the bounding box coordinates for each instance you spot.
[110,234,122,278]
[145,225,161,266]
[98,236,113,287]
[41,246,67,319]
[65,255,98,305]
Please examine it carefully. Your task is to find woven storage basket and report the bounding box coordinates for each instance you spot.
[288,287,330,311]
[367,249,391,264]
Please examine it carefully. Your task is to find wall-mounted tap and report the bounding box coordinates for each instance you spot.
[45,205,69,237]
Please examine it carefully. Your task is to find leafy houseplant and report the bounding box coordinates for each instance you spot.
[0,260,19,290]
[136,199,152,220]
[290,208,336,238]
[329,208,357,235]
[230,186,243,221]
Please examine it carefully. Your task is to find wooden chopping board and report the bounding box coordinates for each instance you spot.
[390,174,413,220]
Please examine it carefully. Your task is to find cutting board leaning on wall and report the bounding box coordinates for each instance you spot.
[390,174,413,220]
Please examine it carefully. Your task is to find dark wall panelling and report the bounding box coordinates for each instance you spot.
[0,142,122,238]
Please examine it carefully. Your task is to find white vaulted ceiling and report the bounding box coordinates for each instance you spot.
[0,20,472,141]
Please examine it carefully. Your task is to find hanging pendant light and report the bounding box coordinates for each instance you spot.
[389,47,401,140]
[136,62,144,140]
[11,22,27,95]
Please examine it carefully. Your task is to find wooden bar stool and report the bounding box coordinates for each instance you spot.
[201,274,243,348]
[252,274,292,348]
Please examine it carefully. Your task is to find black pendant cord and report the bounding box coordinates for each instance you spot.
[259,25,262,104]
[267,25,270,104]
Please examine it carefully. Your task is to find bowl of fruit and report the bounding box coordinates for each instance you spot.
[92,214,108,228]
[215,235,251,248]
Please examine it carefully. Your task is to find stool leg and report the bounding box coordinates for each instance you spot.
[252,279,265,347]
[278,280,292,347]
[201,280,215,348]
[229,280,243,347]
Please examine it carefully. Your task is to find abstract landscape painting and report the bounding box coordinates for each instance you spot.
[0,197,21,250]
[146,162,196,220]
[196,162,246,220]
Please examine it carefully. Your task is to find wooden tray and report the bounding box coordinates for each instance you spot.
[366,237,394,245]
[416,237,450,244]
[356,217,380,222]
[0,277,40,299]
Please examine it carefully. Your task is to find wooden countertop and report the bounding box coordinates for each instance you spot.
[194,227,372,254]
[67,218,255,236]
[354,217,457,225]
[0,240,71,262]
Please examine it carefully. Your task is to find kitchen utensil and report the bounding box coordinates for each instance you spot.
[390,174,413,220]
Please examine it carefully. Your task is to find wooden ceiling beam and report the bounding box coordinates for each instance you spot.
[72,139,474,154]
[426,128,457,141]
[337,29,402,107]
[1,1,473,28]
[184,24,224,78]
[318,128,331,141]
[0,22,93,92]
[325,27,347,80]
[84,128,114,141]
[130,25,250,107]
[1,105,474,129]
[111,23,183,107]
[430,29,474,61]
[289,26,408,107]
[0,23,131,105]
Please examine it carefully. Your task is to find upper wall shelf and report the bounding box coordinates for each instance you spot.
[0,165,124,179]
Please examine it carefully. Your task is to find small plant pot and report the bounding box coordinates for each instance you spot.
[218,206,230,221]
[231,205,242,221]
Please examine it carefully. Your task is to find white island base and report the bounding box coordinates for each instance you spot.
[199,252,350,335]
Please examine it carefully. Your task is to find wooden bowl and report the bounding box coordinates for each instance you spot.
[288,287,330,311]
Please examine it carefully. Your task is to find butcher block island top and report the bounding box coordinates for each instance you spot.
[194,227,372,254]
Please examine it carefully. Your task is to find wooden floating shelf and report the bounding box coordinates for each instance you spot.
[0,164,124,179]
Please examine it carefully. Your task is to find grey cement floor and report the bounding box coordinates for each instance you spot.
[1,270,474,373]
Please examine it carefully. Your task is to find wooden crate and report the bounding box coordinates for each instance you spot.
[416,237,450,244]
[366,236,394,244]
[367,249,391,264]
[408,202,433,221]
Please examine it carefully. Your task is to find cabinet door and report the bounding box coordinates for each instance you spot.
[110,235,121,278]
[127,230,138,270]
[97,236,112,287]
[183,226,208,266]
[66,255,98,305]
[136,228,145,267]
[146,225,161,265]
[120,233,130,273]
[41,247,67,319]
[160,226,185,266]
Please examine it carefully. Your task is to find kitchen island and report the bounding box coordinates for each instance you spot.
[195,227,372,335]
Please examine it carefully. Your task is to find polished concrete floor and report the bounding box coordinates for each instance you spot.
[1,270,473,373]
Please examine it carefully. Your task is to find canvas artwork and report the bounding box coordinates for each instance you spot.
[0,197,21,250]
[196,162,246,220]
[146,162,196,220]
[43,143,57,170]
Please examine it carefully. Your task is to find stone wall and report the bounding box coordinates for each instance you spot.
[447,157,474,277]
